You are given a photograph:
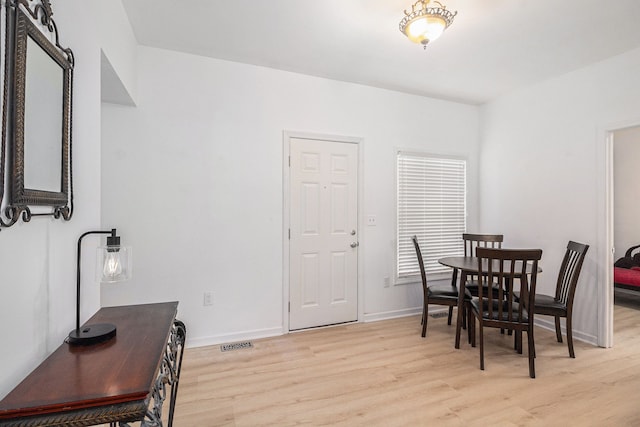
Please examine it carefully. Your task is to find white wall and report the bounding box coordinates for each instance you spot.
[479,46,640,344]
[101,46,480,347]
[0,1,103,399]
[92,1,138,105]
[614,126,640,261]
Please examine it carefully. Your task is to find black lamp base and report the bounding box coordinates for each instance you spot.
[68,323,117,345]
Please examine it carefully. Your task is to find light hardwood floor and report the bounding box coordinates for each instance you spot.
[172,302,640,426]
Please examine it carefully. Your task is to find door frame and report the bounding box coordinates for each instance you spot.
[282,130,364,333]
[598,126,614,348]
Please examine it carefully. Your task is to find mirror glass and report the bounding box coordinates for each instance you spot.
[23,36,63,192]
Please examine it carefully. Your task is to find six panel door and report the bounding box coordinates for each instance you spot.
[289,137,358,330]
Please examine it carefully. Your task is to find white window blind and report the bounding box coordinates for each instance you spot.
[397,153,466,279]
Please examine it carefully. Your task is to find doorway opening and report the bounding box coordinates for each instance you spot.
[612,126,640,310]
[601,122,640,348]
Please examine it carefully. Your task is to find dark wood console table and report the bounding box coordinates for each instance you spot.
[0,302,186,427]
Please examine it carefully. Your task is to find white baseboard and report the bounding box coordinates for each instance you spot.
[185,313,596,350]
[186,326,284,349]
[362,308,598,347]
[363,307,422,322]
[534,317,597,346]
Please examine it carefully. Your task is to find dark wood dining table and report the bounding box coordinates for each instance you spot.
[438,256,542,349]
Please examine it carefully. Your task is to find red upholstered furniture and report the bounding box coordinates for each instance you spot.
[614,266,640,290]
[614,244,640,290]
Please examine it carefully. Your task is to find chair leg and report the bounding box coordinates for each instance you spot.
[555,316,563,343]
[470,305,476,348]
[462,305,467,330]
[566,315,575,358]
[528,328,536,378]
[531,323,536,358]
[467,303,472,344]
[422,301,428,338]
[455,272,466,349]
[532,324,536,358]
[454,302,464,349]
[478,317,484,370]
[447,306,453,325]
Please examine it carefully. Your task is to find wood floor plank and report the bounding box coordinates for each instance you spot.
[170,303,640,426]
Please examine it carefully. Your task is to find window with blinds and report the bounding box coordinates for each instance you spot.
[397,152,466,279]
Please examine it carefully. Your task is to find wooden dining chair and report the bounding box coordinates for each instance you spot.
[463,233,504,298]
[519,241,589,358]
[470,248,542,378]
[412,236,471,337]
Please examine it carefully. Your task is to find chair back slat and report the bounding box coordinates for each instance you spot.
[555,241,589,305]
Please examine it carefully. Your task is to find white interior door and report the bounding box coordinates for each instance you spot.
[289,137,358,330]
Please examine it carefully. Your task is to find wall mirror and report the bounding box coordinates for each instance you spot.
[0,0,74,228]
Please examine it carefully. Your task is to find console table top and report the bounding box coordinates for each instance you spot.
[0,302,179,420]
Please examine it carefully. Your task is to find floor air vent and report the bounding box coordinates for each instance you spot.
[430,312,449,319]
[220,341,253,352]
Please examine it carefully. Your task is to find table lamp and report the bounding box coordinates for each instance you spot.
[67,228,132,345]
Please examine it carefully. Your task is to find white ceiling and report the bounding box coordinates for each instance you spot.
[121,0,640,105]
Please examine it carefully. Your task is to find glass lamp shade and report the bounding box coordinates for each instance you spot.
[404,15,446,45]
[97,245,132,283]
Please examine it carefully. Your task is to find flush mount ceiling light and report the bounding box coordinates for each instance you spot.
[399,0,457,48]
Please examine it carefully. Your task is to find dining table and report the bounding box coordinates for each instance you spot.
[438,256,542,349]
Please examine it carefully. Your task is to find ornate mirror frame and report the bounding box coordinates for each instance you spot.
[0,0,74,228]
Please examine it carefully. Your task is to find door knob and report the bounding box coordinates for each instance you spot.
[350,242,359,248]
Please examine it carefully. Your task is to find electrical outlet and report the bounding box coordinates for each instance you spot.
[203,292,213,306]
[383,277,390,288]
[367,215,377,226]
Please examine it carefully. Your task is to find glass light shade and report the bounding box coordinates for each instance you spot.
[405,15,446,44]
[97,245,132,283]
